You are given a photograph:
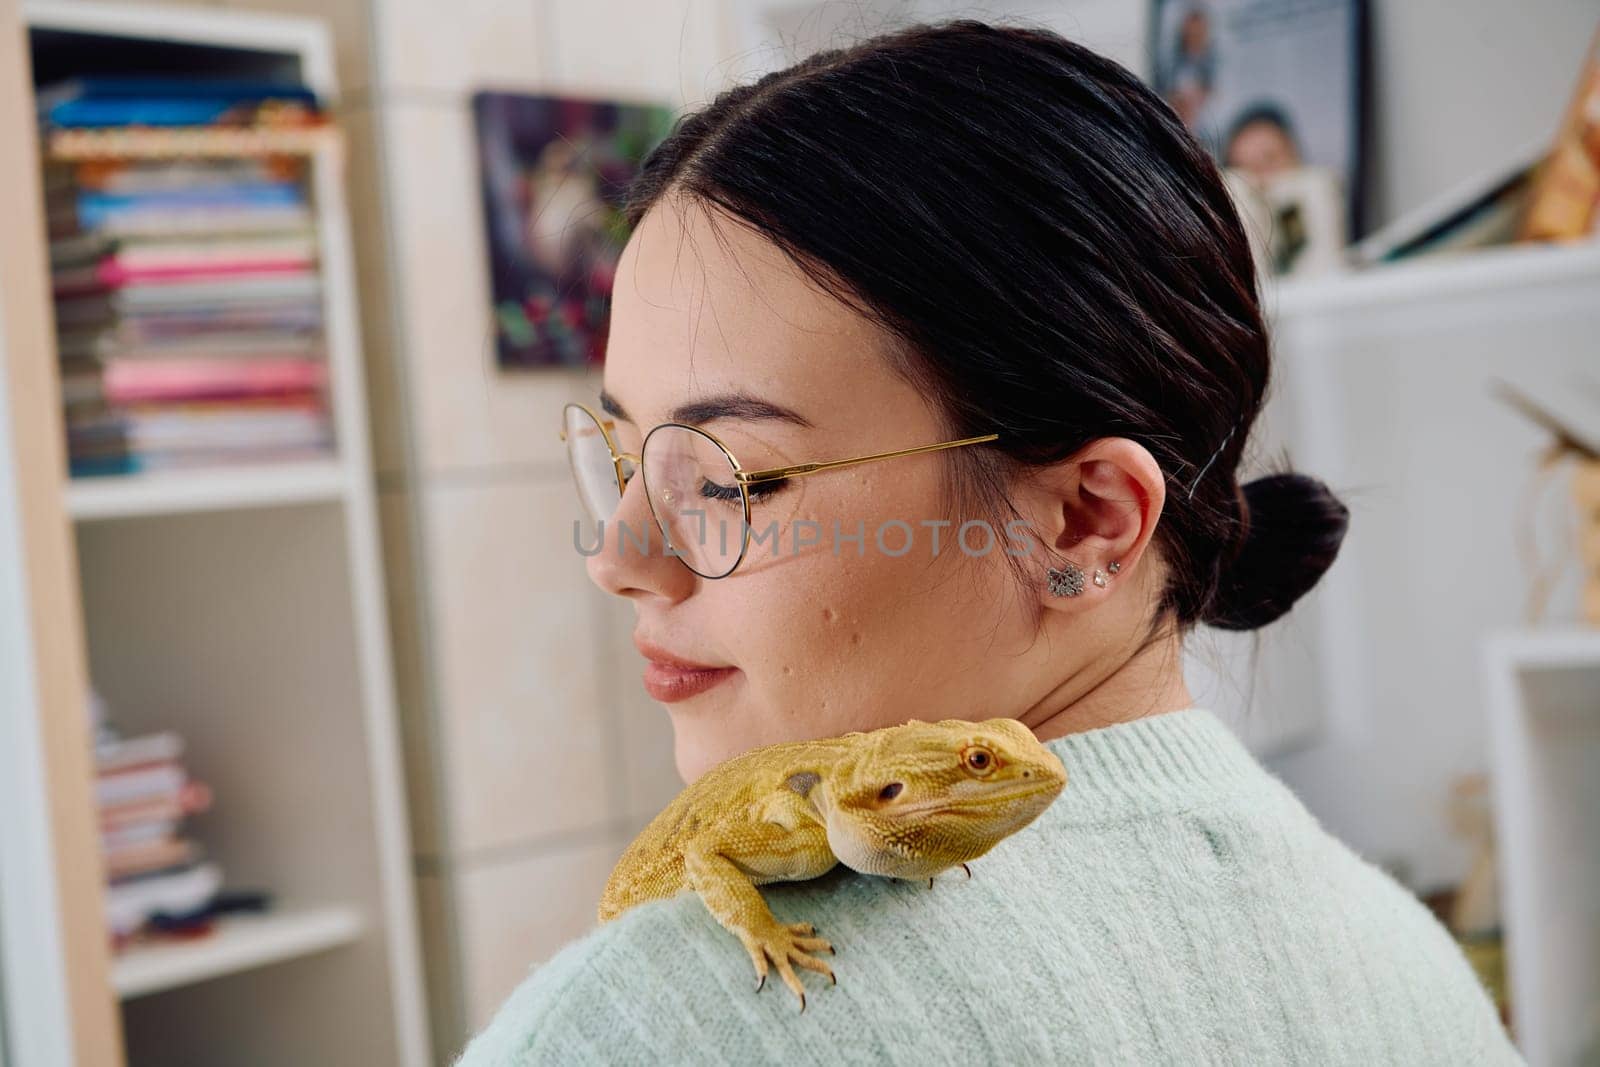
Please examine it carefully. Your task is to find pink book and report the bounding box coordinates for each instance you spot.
[101,781,212,830]
[105,837,198,882]
[97,762,185,807]
[102,358,327,404]
[54,258,314,296]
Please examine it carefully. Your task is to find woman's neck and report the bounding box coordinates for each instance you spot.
[1020,626,1194,743]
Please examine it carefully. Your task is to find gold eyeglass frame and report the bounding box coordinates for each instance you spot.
[559,400,999,579]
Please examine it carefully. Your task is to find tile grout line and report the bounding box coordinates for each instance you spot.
[414,817,636,878]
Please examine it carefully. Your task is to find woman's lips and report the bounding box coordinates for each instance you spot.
[641,661,737,703]
[634,636,737,703]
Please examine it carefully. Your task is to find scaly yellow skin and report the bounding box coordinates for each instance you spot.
[598,717,1068,1010]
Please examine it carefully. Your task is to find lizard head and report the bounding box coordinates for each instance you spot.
[819,717,1067,879]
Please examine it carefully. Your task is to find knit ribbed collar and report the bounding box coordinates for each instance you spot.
[1038,707,1276,823]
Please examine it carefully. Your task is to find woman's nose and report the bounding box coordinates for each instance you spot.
[585,470,696,601]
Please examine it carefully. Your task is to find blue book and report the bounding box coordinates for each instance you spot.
[69,454,140,478]
[37,77,320,128]
[75,184,306,229]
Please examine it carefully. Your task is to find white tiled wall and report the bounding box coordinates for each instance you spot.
[424,479,613,853]
[381,102,523,476]
[375,0,546,96]
[352,1,734,1058]
[546,0,732,102]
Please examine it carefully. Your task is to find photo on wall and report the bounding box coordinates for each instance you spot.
[1148,0,1369,249]
[471,91,675,368]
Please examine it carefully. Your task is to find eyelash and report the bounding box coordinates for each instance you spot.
[698,477,788,504]
[609,428,789,504]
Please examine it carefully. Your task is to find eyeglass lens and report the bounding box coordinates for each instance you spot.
[563,404,748,578]
[563,404,624,531]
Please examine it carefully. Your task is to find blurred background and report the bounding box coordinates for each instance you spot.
[0,1,1597,1065]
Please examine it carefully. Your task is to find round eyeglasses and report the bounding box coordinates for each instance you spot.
[560,401,999,579]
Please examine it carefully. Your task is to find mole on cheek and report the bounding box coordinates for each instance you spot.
[822,606,837,623]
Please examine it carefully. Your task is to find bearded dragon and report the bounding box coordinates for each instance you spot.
[598,717,1068,1010]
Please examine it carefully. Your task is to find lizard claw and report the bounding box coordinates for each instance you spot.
[738,919,835,1008]
[961,862,972,879]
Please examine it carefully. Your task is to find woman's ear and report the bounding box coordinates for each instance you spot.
[1017,437,1166,610]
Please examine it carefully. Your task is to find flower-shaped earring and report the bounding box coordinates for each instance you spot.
[1045,562,1085,597]
[1048,560,1120,597]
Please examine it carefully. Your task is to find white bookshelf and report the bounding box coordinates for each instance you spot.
[1266,237,1600,320]
[11,2,430,1065]
[1188,236,1600,781]
[1483,627,1600,1067]
[1233,220,1600,896]
[66,459,350,520]
[112,905,363,999]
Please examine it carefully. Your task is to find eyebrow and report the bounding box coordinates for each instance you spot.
[599,388,814,429]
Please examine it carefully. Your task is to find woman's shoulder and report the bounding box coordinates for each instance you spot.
[450,863,1045,1066]
[453,802,1523,1066]
[448,892,699,1067]
[449,869,877,1066]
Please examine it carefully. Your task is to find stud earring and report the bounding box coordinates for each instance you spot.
[1093,568,1108,587]
[1107,561,1121,575]
[1045,563,1085,597]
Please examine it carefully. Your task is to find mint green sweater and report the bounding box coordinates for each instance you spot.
[455,707,1521,1065]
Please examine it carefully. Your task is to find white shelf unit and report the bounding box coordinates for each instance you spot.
[1483,627,1600,1067]
[112,904,363,1000]
[1233,225,1600,888]
[1192,237,1600,772]
[21,3,428,1064]
[1266,237,1600,319]
[66,459,350,521]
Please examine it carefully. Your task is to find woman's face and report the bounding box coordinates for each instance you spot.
[589,195,1156,783]
[1226,120,1301,183]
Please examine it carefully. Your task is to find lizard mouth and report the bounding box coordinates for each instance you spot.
[883,780,1063,821]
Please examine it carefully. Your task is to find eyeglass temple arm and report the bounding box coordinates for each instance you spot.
[737,433,999,485]
[561,420,998,484]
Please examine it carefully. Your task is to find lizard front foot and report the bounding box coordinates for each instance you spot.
[741,920,835,1011]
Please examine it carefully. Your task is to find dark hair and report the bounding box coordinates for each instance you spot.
[622,18,1348,634]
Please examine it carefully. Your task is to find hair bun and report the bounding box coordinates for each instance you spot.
[1202,472,1350,631]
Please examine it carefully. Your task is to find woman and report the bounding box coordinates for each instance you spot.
[457,20,1518,1065]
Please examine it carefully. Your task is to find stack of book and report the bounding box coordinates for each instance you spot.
[38,77,335,476]
[93,723,221,945]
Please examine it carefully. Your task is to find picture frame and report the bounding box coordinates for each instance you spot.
[470,91,675,368]
[1149,0,1369,241]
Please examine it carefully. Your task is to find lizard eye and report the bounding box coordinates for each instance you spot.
[878,782,903,801]
[963,746,996,775]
